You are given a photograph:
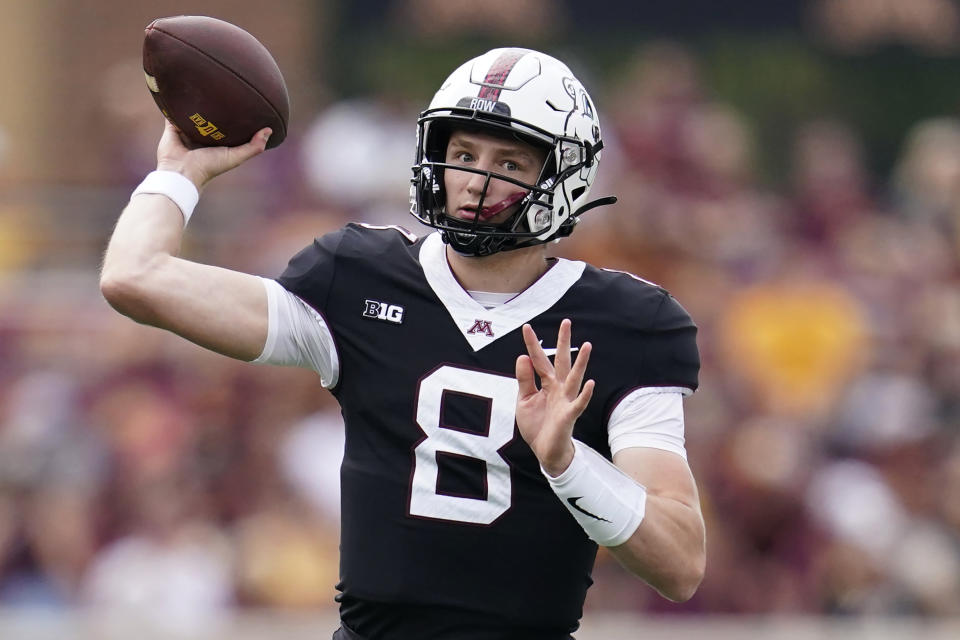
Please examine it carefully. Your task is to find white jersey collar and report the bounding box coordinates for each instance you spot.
[419,232,586,351]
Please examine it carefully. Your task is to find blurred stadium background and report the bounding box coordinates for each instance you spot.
[2,0,960,638]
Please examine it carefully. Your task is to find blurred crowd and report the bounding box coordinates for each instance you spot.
[1,38,960,634]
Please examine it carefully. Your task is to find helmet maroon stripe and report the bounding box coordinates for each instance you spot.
[477,50,527,101]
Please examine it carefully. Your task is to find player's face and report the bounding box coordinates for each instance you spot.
[443,129,547,226]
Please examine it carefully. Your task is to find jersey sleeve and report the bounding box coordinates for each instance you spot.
[275,229,347,312]
[607,389,686,458]
[598,290,697,458]
[640,291,700,394]
[251,277,340,388]
[250,229,350,387]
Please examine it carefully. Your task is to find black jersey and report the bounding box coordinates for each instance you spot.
[277,224,699,640]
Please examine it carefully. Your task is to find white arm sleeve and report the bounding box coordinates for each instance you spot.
[608,388,687,459]
[250,277,340,388]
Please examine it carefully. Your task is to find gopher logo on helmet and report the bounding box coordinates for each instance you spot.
[580,91,594,119]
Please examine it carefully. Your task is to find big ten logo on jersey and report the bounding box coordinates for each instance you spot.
[362,299,404,324]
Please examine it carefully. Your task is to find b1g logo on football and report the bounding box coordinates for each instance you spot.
[363,299,404,324]
[189,113,226,141]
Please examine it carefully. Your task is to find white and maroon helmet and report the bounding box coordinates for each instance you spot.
[410,48,615,256]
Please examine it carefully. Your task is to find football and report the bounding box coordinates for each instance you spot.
[142,15,289,149]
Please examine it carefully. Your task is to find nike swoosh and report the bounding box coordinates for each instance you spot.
[539,339,580,357]
[567,497,611,522]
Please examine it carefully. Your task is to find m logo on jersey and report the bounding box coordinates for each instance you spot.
[467,319,494,337]
[363,299,404,324]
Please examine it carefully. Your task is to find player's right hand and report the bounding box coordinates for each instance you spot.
[155,120,272,191]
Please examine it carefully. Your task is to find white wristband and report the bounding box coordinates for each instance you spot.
[543,439,647,547]
[131,170,200,226]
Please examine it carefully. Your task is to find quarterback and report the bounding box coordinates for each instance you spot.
[101,48,706,639]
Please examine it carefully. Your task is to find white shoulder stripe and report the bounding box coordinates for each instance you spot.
[600,267,660,288]
[358,223,418,243]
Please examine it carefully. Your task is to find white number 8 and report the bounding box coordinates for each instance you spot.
[409,365,518,524]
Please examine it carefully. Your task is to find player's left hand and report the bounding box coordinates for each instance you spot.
[515,319,594,477]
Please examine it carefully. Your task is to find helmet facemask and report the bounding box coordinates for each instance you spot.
[411,116,564,256]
